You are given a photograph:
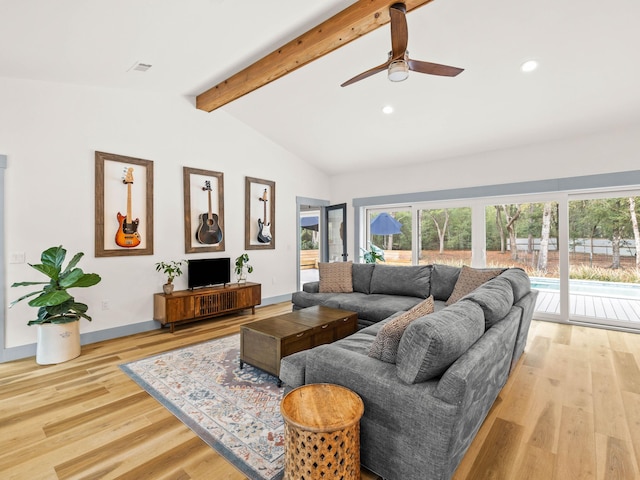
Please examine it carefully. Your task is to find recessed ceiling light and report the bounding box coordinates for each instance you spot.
[520,60,538,72]
[382,105,394,114]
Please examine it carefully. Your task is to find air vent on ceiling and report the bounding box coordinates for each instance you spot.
[128,61,152,72]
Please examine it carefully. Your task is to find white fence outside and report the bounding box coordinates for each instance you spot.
[511,237,637,257]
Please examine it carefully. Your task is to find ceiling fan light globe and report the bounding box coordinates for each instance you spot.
[388,60,409,82]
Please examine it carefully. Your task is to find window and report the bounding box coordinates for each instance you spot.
[418,207,471,266]
[356,178,640,330]
[364,208,412,265]
[566,193,640,324]
[485,202,559,273]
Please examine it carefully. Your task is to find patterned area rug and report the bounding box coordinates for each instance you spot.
[120,334,284,480]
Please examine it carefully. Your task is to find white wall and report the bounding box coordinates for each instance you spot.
[1,77,330,351]
[329,122,640,257]
[331,123,640,200]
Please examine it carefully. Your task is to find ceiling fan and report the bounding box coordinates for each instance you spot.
[341,2,464,87]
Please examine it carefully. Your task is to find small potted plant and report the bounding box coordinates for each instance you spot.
[155,260,186,294]
[361,243,385,264]
[10,245,102,365]
[234,253,253,284]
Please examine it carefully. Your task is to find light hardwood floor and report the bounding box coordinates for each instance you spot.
[1,303,640,479]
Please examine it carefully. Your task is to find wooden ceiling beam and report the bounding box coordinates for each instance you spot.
[195,0,435,112]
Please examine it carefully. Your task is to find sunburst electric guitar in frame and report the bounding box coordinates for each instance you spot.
[196,180,223,244]
[115,167,141,248]
[257,188,272,243]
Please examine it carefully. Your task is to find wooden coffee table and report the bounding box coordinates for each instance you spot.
[239,305,357,384]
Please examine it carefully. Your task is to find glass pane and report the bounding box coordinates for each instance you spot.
[486,202,560,314]
[327,206,346,262]
[568,196,640,324]
[418,207,471,266]
[300,209,320,288]
[365,210,412,265]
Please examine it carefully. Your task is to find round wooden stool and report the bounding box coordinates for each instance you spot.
[280,383,364,480]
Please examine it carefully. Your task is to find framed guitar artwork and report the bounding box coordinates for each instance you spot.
[95,151,154,257]
[183,167,225,253]
[245,176,275,250]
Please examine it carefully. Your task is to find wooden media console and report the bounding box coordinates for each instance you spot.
[153,282,261,332]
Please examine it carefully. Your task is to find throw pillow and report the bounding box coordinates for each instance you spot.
[368,296,435,363]
[445,265,504,305]
[318,261,353,293]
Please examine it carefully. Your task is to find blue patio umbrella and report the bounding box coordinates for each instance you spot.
[301,216,319,231]
[370,212,402,235]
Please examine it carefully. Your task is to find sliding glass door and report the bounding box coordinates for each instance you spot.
[360,188,640,331]
[566,192,640,329]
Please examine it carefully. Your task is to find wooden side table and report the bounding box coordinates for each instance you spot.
[280,383,364,480]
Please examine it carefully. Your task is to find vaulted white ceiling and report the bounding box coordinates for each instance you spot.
[2,0,640,175]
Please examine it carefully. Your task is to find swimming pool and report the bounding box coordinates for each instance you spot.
[530,277,640,299]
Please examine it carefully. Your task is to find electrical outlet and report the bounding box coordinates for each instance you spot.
[9,252,25,264]
[101,300,109,310]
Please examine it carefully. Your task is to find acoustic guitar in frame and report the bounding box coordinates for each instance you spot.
[196,180,223,244]
[257,188,272,243]
[115,167,141,248]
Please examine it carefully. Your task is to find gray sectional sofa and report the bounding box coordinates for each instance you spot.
[282,263,538,480]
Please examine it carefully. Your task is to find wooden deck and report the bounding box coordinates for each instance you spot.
[536,290,640,324]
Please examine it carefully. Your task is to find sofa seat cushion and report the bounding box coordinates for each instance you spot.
[396,300,485,384]
[291,291,341,309]
[337,294,423,323]
[328,331,378,356]
[359,312,403,337]
[368,296,435,363]
[445,266,504,305]
[369,264,431,299]
[464,276,515,329]
[319,261,353,293]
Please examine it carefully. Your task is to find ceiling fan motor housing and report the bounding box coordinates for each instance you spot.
[388,60,409,82]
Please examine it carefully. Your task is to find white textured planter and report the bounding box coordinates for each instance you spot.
[36,322,81,365]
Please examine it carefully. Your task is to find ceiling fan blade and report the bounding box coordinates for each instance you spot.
[341,62,390,87]
[389,3,408,59]
[407,59,464,77]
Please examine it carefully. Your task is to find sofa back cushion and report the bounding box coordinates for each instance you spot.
[445,265,504,305]
[368,296,435,363]
[352,263,375,294]
[318,261,353,293]
[430,264,461,301]
[463,276,515,329]
[496,268,531,303]
[396,300,485,384]
[370,264,431,299]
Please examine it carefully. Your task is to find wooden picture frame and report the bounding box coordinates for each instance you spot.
[183,167,225,253]
[245,176,275,250]
[95,151,154,257]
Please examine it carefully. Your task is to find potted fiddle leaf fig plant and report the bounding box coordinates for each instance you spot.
[361,243,385,264]
[234,253,253,284]
[10,245,102,365]
[155,260,186,294]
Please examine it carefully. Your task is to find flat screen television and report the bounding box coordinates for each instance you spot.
[188,257,231,289]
